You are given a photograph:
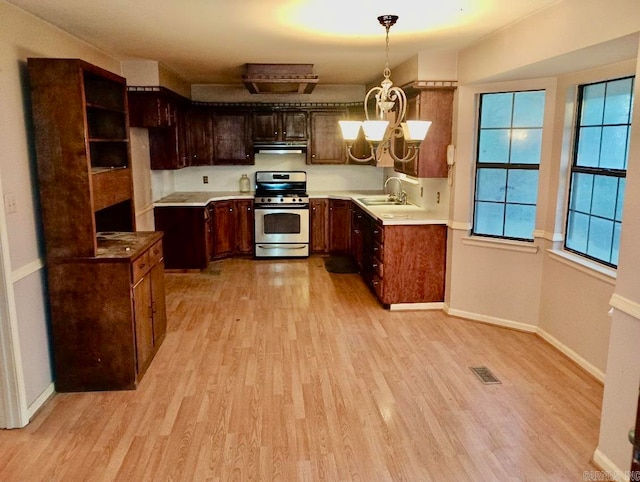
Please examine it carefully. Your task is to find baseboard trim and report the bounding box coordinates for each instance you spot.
[27,383,55,420]
[443,305,606,382]
[389,302,444,311]
[593,448,630,482]
[443,305,538,333]
[537,328,605,383]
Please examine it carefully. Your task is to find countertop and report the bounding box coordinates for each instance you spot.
[154,191,448,226]
[94,231,163,260]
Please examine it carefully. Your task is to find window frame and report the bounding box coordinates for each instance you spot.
[471,89,546,242]
[564,75,634,269]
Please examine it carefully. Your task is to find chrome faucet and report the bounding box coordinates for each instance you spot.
[384,176,407,204]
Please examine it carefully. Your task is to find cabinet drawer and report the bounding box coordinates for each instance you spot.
[372,274,384,300]
[372,257,383,278]
[148,240,163,266]
[372,223,384,243]
[132,251,150,282]
[372,241,384,263]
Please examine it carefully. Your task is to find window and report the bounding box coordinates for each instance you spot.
[472,90,546,240]
[565,77,634,268]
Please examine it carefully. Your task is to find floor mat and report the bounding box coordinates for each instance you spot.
[324,256,359,274]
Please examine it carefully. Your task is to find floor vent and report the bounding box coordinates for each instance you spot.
[470,366,502,385]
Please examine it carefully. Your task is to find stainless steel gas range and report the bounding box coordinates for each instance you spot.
[254,171,309,258]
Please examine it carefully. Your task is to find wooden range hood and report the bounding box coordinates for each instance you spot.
[242,63,318,94]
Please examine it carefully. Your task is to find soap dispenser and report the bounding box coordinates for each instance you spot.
[239,173,250,193]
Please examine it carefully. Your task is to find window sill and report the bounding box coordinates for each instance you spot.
[461,236,539,254]
[546,249,616,285]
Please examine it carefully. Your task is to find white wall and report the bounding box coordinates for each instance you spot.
[0,1,124,421]
[452,0,640,477]
[596,37,640,477]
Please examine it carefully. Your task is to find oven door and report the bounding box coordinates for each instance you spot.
[254,208,309,244]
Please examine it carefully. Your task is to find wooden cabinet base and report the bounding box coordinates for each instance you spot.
[48,233,166,392]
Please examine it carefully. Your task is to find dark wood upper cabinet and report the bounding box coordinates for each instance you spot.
[253,110,308,143]
[308,110,346,164]
[394,87,454,178]
[128,88,189,170]
[211,111,253,165]
[187,105,215,166]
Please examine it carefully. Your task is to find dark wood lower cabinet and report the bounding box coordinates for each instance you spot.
[47,233,165,392]
[154,206,210,269]
[211,200,235,258]
[234,199,254,254]
[327,199,447,306]
[310,198,328,254]
[154,199,254,269]
[329,199,351,254]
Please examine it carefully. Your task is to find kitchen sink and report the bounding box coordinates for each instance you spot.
[358,197,406,206]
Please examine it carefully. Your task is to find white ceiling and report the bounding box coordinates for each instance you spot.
[7,0,560,86]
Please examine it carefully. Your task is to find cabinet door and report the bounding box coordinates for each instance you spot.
[154,207,209,269]
[187,106,214,165]
[308,111,345,164]
[282,111,308,141]
[234,199,254,254]
[128,92,171,128]
[310,198,328,253]
[252,111,278,142]
[133,276,154,375]
[150,261,167,346]
[212,201,235,258]
[394,89,454,178]
[328,199,351,254]
[350,204,364,268]
[212,112,253,165]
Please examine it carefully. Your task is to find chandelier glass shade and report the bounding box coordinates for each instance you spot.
[339,15,431,164]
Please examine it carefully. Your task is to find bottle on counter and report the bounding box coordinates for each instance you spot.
[239,173,250,193]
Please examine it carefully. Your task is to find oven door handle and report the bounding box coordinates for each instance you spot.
[256,244,307,250]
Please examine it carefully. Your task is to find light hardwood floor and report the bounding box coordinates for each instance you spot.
[0,256,603,481]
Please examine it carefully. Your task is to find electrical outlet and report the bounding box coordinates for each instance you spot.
[4,192,16,214]
[203,175,209,184]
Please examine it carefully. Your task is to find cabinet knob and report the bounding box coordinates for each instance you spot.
[230,208,233,212]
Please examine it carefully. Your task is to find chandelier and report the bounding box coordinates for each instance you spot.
[339,15,431,165]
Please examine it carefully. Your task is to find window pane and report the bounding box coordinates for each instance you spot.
[576,126,602,167]
[599,125,628,169]
[504,204,536,239]
[510,129,542,164]
[587,217,614,263]
[591,175,618,219]
[580,83,605,125]
[506,170,538,204]
[603,78,633,124]
[616,178,625,221]
[611,222,621,266]
[475,202,504,236]
[566,211,589,253]
[569,173,593,213]
[480,93,513,128]
[513,91,545,127]
[478,129,510,163]
[476,168,507,202]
